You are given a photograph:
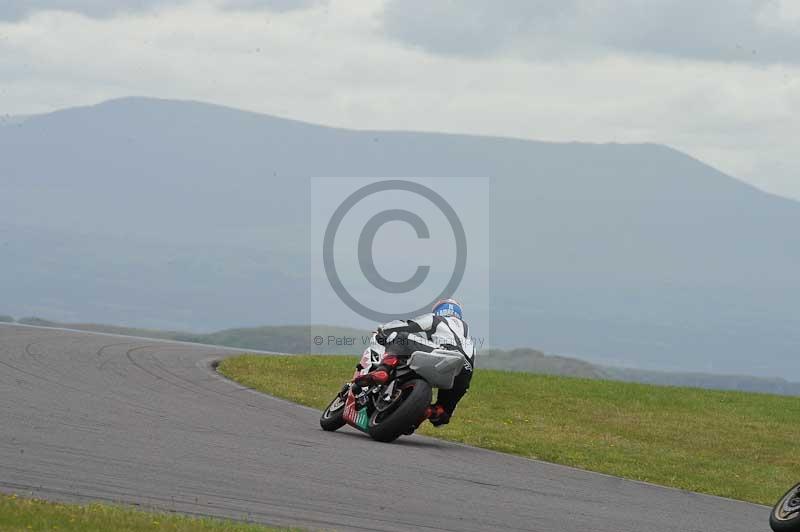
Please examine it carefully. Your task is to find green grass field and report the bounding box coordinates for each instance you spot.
[218,354,800,506]
[0,494,294,532]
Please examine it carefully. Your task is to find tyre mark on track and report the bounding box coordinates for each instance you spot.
[124,345,259,411]
[145,350,256,406]
[0,345,90,396]
[124,345,208,397]
[7,341,173,418]
[95,342,138,370]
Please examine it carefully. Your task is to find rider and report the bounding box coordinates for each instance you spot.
[353,298,475,427]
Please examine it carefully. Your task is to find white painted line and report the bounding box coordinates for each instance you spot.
[0,322,290,355]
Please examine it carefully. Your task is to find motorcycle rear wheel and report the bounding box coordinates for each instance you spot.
[368,378,432,443]
[771,483,800,531]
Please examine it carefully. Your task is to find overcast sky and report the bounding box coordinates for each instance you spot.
[1,0,798,198]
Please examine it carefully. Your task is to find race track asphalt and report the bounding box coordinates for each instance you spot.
[0,324,770,531]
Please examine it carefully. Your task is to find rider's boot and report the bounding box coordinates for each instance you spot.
[426,404,451,427]
[403,403,444,435]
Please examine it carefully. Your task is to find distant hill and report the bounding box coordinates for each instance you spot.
[478,347,800,396]
[8,317,800,396]
[600,366,800,397]
[13,317,368,355]
[2,97,800,379]
[479,347,600,378]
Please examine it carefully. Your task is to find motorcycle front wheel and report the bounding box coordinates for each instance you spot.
[320,392,347,431]
[368,378,432,443]
[771,483,800,531]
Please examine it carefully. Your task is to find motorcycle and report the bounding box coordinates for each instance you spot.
[319,348,466,442]
[771,483,800,531]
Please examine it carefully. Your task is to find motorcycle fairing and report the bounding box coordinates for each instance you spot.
[343,390,370,432]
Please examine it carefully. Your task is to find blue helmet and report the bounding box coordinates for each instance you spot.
[432,298,463,320]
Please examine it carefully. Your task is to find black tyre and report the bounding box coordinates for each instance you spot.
[771,483,800,531]
[320,393,347,431]
[368,378,432,443]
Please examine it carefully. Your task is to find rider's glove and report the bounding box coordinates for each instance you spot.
[375,328,397,345]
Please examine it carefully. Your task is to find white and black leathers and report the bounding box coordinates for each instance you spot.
[378,313,475,370]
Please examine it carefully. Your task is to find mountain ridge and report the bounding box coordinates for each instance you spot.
[2,96,799,379]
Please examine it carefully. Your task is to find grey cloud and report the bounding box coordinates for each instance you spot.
[0,0,319,21]
[382,0,800,64]
[221,0,320,12]
[0,1,167,21]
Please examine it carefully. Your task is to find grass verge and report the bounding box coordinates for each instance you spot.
[218,354,800,506]
[0,493,296,532]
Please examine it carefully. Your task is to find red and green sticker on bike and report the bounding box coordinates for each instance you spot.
[343,393,370,431]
